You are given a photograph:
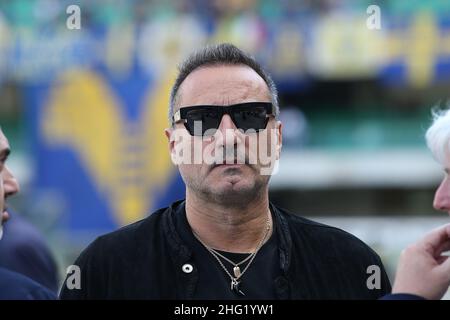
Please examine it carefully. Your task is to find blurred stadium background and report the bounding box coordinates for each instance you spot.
[1,0,450,297]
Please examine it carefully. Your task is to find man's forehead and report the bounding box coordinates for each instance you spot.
[177,65,270,107]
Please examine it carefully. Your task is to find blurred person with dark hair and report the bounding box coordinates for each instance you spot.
[0,208,59,293]
[60,43,391,299]
[0,127,56,300]
[386,109,450,300]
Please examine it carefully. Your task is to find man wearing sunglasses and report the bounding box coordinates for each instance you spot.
[60,43,391,299]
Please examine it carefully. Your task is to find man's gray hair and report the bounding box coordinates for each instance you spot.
[426,106,450,165]
[168,43,280,124]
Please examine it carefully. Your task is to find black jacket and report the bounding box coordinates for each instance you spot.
[60,200,391,299]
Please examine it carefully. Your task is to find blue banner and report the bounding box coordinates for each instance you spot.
[25,67,185,234]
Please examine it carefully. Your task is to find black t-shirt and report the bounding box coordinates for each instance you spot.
[174,208,280,299]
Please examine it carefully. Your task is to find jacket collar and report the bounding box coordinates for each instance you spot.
[162,199,293,274]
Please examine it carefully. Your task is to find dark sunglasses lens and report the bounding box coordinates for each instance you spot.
[232,107,268,131]
[186,109,220,136]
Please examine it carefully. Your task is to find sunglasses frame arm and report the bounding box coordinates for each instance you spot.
[172,110,186,125]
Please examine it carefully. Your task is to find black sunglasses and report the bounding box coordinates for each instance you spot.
[172,102,274,136]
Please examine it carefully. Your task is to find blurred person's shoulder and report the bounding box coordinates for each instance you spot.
[0,267,56,300]
[0,210,59,292]
[0,210,53,259]
[1,211,48,244]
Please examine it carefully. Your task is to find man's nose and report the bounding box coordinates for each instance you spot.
[217,114,239,144]
[218,114,237,131]
[433,177,450,213]
[3,166,20,198]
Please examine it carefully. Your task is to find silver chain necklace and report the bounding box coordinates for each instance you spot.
[192,215,271,296]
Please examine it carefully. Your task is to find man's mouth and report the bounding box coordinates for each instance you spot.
[214,163,244,169]
[212,160,247,170]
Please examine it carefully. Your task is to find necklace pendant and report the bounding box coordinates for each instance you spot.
[231,279,245,296]
[233,266,241,278]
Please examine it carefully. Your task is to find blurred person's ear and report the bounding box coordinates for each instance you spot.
[275,120,283,160]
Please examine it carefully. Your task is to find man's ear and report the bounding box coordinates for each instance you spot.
[165,127,175,154]
[165,127,181,166]
[275,120,283,160]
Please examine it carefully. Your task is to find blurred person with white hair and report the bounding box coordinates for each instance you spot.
[388,108,450,300]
